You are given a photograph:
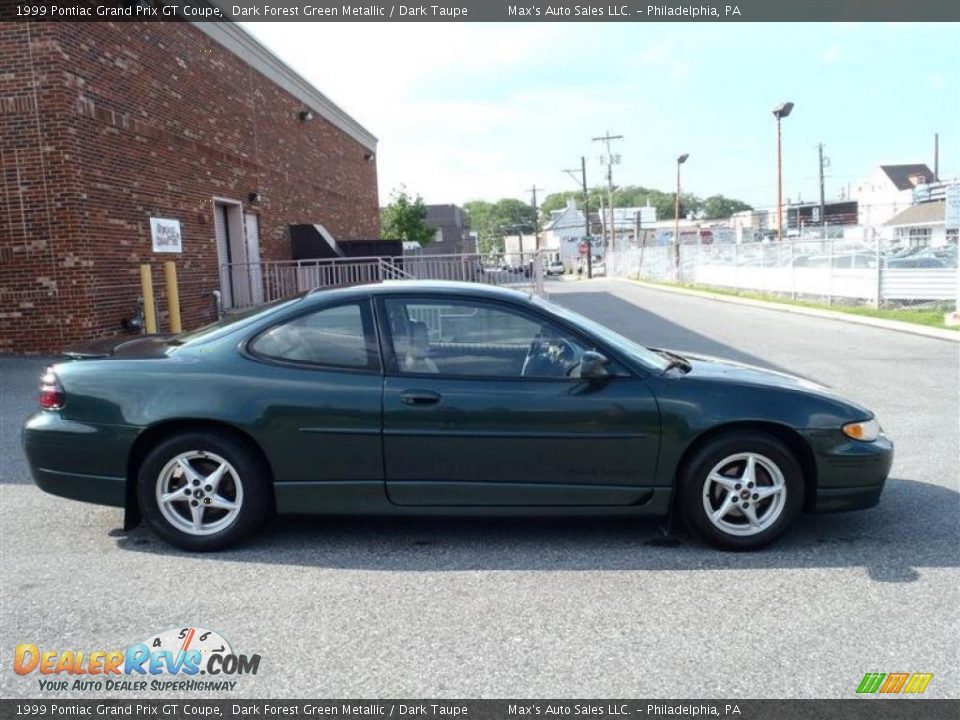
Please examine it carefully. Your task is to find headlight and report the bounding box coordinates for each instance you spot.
[842,418,881,442]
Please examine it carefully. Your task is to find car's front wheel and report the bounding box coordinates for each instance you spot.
[137,430,271,551]
[680,431,804,551]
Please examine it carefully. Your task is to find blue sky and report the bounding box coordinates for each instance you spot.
[244,22,959,211]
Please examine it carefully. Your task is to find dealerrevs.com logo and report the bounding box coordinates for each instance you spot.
[13,626,261,693]
[856,672,933,695]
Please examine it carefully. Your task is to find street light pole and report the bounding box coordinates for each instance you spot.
[674,153,688,279]
[773,101,794,241]
[581,155,592,280]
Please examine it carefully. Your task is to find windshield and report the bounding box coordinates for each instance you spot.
[534,297,669,372]
[171,296,304,346]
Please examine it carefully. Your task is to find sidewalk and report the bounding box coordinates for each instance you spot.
[611,278,960,343]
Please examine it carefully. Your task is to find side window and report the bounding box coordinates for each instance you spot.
[383,298,590,379]
[250,302,379,370]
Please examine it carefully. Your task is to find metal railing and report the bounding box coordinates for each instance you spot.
[606,237,959,310]
[219,252,544,310]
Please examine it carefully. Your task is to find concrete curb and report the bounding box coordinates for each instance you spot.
[609,278,960,343]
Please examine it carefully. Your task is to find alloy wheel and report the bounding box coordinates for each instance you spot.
[155,451,244,536]
[701,452,787,537]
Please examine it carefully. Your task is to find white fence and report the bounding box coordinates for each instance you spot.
[606,239,959,309]
[220,253,544,310]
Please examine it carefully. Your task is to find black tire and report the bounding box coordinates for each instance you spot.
[137,430,271,551]
[679,430,804,551]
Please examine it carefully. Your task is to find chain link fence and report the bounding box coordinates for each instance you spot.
[607,233,959,312]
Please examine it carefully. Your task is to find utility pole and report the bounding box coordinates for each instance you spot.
[563,157,592,279]
[592,131,623,254]
[528,184,542,251]
[934,132,940,181]
[818,143,827,232]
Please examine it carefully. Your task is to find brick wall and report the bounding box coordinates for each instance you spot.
[0,22,380,354]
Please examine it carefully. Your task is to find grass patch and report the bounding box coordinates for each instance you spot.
[633,279,958,331]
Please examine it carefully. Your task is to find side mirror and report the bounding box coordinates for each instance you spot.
[580,350,611,380]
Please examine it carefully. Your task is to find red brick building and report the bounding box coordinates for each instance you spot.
[0,21,380,354]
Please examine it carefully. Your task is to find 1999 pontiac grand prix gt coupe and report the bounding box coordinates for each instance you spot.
[23,281,892,551]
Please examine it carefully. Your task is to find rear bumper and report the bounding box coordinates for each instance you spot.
[22,412,134,508]
[30,467,126,507]
[808,432,893,513]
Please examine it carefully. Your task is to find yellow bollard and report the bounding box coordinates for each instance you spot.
[140,264,157,334]
[164,261,182,333]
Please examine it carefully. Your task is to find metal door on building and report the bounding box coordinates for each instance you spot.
[214,199,262,309]
[244,212,264,305]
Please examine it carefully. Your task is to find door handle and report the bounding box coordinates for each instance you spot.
[399,389,442,406]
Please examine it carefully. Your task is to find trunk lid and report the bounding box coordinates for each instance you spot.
[61,334,174,360]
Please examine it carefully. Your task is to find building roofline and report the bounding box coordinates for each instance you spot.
[193,22,377,152]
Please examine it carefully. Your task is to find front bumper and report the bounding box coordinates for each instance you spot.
[807,431,894,513]
[22,412,135,508]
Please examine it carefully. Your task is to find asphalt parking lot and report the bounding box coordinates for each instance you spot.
[1,280,957,699]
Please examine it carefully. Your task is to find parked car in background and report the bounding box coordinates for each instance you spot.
[591,259,606,276]
[884,248,946,269]
[546,260,566,276]
[24,281,892,552]
[792,252,880,270]
[933,245,958,268]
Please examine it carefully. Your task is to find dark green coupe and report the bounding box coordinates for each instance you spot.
[23,281,892,551]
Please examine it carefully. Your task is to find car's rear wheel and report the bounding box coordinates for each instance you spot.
[137,430,270,551]
[680,431,804,551]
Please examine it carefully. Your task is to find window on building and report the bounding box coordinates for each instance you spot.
[895,226,932,248]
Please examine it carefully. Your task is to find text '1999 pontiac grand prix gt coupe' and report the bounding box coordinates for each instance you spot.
[23,281,892,551]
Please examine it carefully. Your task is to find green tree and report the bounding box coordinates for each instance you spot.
[464,198,535,254]
[381,188,435,245]
[539,185,683,225]
[701,194,753,220]
[540,185,751,225]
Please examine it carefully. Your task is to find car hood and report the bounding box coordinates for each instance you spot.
[667,350,870,410]
[665,350,877,422]
[61,334,174,360]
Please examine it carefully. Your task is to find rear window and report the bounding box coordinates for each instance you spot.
[249,302,379,370]
[171,296,304,346]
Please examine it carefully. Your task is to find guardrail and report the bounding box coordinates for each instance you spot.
[219,252,544,309]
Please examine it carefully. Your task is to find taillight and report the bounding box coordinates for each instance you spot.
[39,369,65,410]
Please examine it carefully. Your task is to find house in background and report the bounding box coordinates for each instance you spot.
[853,164,936,230]
[543,200,658,266]
[413,204,476,255]
[884,200,956,248]
[544,200,590,266]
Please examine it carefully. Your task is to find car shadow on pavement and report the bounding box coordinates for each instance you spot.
[114,476,957,584]
[550,290,810,379]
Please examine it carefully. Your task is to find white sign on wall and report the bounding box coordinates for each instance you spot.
[945,184,960,231]
[150,217,182,253]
